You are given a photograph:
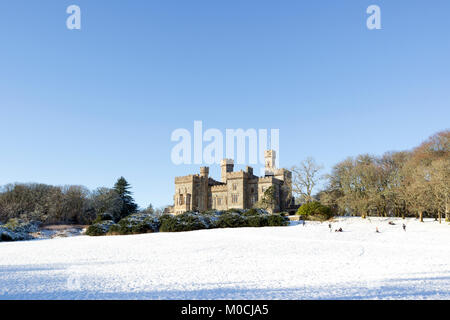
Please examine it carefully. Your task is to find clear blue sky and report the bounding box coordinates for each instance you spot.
[0,1,449,208]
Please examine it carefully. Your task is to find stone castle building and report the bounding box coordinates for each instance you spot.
[171,150,294,214]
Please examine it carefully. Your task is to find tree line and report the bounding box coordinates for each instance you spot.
[292,130,449,222]
[0,177,141,225]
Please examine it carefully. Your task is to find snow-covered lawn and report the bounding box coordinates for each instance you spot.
[0,217,449,300]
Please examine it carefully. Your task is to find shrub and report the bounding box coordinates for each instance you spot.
[224,208,244,215]
[159,214,182,232]
[243,208,259,216]
[1,219,40,241]
[216,212,246,228]
[0,225,33,242]
[108,213,160,235]
[159,212,209,232]
[93,212,115,224]
[267,214,290,226]
[296,202,333,221]
[246,215,269,227]
[85,209,291,236]
[0,229,14,241]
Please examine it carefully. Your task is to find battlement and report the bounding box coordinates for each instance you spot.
[175,174,199,183]
[211,184,227,192]
[258,176,279,183]
[226,171,249,179]
[200,166,209,177]
[220,159,234,166]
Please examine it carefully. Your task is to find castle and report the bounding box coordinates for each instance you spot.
[170,150,294,215]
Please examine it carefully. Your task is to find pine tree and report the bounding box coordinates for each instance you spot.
[113,177,138,220]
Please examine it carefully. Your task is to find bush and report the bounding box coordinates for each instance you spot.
[296,202,333,221]
[108,213,160,235]
[85,210,291,237]
[216,212,247,228]
[159,212,210,232]
[159,214,182,232]
[0,226,33,242]
[243,208,259,216]
[0,229,14,241]
[85,220,116,236]
[246,215,269,227]
[0,219,39,241]
[223,208,244,215]
[93,212,115,224]
[4,219,40,234]
[267,214,290,226]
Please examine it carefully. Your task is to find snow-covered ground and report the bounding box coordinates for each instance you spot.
[0,217,449,300]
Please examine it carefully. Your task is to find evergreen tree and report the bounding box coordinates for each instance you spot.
[113,177,138,219]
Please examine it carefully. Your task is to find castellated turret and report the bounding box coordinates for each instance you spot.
[200,166,209,178]
[221,159,234,183]
[264,150,276,176]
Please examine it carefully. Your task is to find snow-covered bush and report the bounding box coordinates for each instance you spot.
[84,210,289,237]
[267,214,290,226]
[159,212,211,232]
[0,219,40,242]
[246,215,269,227]
[4,219,40,234]
[215,212,247,228]
[108,213,159,235]
[85,220,116,236]
[93,212,116,224]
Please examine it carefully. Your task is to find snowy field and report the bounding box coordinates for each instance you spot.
[0,217,449,300]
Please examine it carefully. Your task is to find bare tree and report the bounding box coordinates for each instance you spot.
[291,157,324,203]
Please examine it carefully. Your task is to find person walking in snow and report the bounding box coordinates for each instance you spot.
[402,224,406,232]
[303,220,306,227]
[328,223,332,232]
[376,227,380,233]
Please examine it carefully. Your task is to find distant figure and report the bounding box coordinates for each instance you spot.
[402,224,406,232]
[328,223,332,232]
[376,227,380,233]
[388,221,395,225]
[335,228,343,232]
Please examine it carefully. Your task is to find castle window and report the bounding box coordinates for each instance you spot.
[217,197,222,205]
[232,194,239,203]
[232,183,237,191]
[250,187,255,193]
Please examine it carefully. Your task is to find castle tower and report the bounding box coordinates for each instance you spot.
[200,166,209,178]
[199,167,209,211]
[264,150,276,176]
[221,159,234,183]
